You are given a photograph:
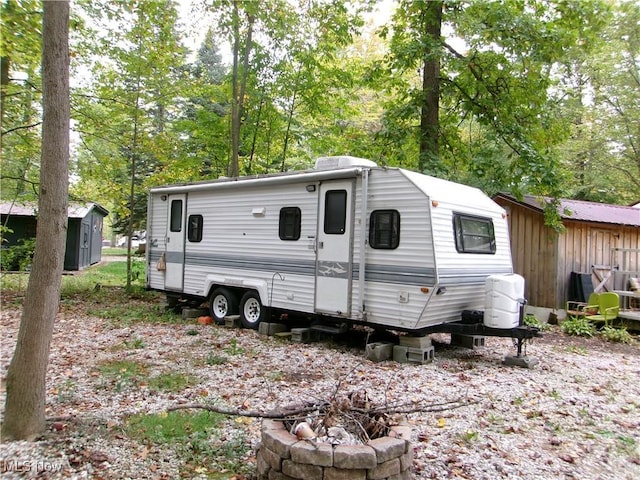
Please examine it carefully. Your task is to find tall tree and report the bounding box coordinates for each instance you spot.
[74,0,187,287]
[419,0,443,173]
[567,0,640,203]
[2,0,70,441]
[376,0,609,224]
[0,0,43,201]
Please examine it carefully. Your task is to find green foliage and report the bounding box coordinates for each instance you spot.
[223,338,245,356]
[0,238,36,271]
[122,336,145,350]
[1,0,43,202]
[0,260,183,326]
[561,317,597,337]
[125,410,253,478]
[125,410,223,444]
[523,313,552,331]
[599,326,634,344]
[147,372,198,392]
[6,0,638,238]
[100,247,127,256]
[205,353,228,366]
[99,359,148,391]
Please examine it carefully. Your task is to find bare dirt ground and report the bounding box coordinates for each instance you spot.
[1,298,639,479]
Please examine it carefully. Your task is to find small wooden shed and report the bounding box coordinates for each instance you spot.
[493,194,640,310]
[0,201,109,271]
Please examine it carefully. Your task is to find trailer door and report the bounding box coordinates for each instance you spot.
[315,180,354,315]
[165,194,186,291]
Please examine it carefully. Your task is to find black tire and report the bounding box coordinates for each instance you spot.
[239,291,269,329]
[209,288,238,324]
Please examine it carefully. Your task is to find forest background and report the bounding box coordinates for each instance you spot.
[2,0,639,241]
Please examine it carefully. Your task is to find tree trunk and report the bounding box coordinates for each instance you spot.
[228,1,254,178]
[419,0,443,174]
[2,0,69,441]
[1,56,9,148]
[229,0,241,177]
[281,89,297,172]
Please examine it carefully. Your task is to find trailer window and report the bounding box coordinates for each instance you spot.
[170,200,183,232]
[324,190,347,234]
[453,213,496,254]
[279,207,301,240]
[188,214,203,242]
[369,210,400,249]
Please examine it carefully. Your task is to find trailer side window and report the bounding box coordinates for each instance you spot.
[369,210,400,249]
[453,213,496,254]
[188,214,203,242]
[170,200,183,232]
[324,190,347,234]
[279,207,301,240]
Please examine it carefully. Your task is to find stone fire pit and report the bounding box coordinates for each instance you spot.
[256,419,413,480]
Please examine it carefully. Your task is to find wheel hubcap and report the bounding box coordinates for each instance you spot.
[244,299,260,323]
[213,296,227,317]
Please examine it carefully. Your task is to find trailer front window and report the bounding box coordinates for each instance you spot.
[453,213,496,254]
[369,210,400,249]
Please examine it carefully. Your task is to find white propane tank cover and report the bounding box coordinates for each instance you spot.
[314,156,378,170]
[483,273,525,329]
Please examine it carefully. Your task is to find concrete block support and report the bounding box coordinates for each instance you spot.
[394,345,435,364]
[406,346,435,364]
[399,336,432,348]
[182,307,208,319]
[224,315,242,328]
[365,342,394,362]
[259,322,288,336]
[450,334,485,349]
[290,328,312,343]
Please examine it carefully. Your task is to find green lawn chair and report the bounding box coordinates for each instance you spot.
[566,292,599,320]
[585,292,619,326]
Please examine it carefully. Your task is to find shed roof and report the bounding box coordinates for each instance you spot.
[0,201,108,218]
[494,194,640,227]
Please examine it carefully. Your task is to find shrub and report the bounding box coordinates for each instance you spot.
[0,238,36,271]
[523,313,552,331]
[561,316,596,337]
[600,326,634,344]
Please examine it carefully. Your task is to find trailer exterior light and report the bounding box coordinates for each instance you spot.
[421,287,430,293]
[306,184,316,192]
[431,200,439,207]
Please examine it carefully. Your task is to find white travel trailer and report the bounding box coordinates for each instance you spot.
[146,156,523,335]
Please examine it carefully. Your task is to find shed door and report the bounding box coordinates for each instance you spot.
[80,221,90,268]
[315,180,354,315]
[590,229,618,292]
[165,194,186,291]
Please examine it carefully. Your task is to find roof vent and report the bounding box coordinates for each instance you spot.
[314,156,377,170]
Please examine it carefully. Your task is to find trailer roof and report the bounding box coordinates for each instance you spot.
[400,169,504,213]
[149,166,368,194]
[149,158,503,216]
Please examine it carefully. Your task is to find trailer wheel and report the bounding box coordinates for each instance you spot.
[240,291,268,329]
[209,288,238,324]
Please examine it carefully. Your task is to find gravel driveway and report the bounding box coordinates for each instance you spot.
[1,304,639,479]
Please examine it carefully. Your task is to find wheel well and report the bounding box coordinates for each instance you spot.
[206,282,269,306]
[207,284,245,299]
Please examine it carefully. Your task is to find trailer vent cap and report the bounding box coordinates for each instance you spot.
[314,156,377,170]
